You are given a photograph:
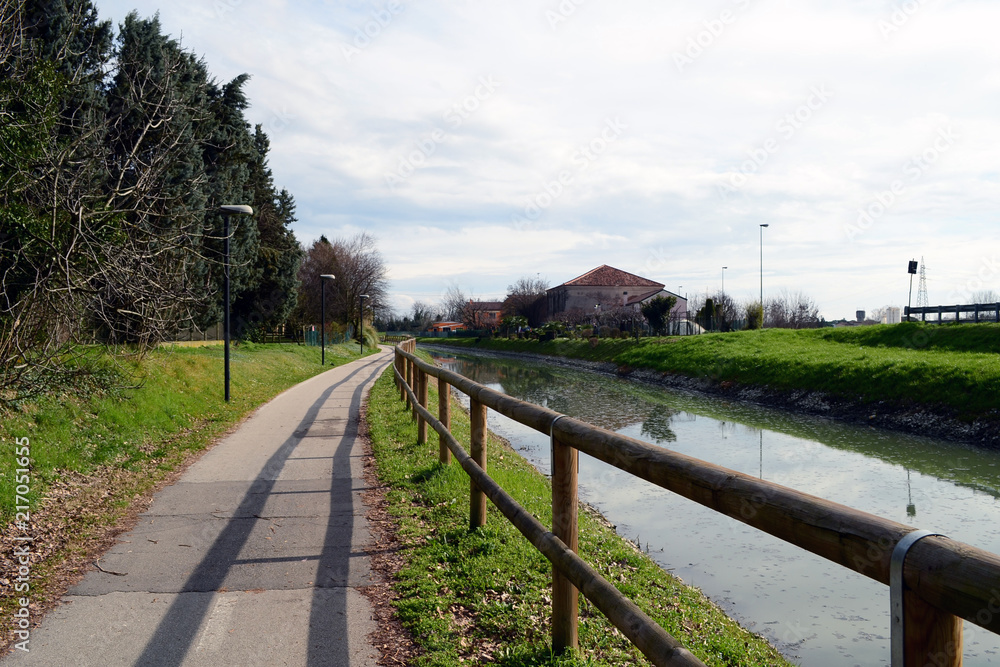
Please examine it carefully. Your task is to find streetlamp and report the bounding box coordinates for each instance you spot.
[358,294,369,355]
[320,274,335,365]
[721,267,727,297]
[220,204,253,402]
[759,224,769,317]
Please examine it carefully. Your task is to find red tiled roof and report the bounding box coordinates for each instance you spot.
[625,288,665,306]
[468,300,504,310]
[554,265,664,289]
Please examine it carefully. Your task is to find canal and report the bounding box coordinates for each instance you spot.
[426,348,1000,666]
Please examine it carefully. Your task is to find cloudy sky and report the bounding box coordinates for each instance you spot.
[93,0,1000,320]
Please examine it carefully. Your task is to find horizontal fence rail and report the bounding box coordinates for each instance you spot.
[393,341,1000,666]
[905,302,1000,323]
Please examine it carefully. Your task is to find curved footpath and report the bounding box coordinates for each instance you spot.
[3,347,393,667]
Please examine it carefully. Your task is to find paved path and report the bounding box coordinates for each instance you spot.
[5,348,394,666]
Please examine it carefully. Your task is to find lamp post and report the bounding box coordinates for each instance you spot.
[359,294,369,355]
[320,274,335,365]
[219,204,253,402]
[759,224,769,317]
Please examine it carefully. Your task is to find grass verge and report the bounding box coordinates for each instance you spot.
[0,341,370,650]
[422,323,1000,420]
[365,359,792,666]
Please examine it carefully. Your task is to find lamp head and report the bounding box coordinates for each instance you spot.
[219,205,253,216]
[320,274,336,280]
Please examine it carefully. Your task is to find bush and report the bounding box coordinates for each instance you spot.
[745,301,764,330]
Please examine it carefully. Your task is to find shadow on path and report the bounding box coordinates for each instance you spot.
[131,356,384,666]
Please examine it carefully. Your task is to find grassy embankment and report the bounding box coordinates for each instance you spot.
[365,359,792,666]
[423,322,1000,420]
[0,342,368,639]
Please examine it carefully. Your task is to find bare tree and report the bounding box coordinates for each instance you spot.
[409,301,439,331]
[971,290,1000,304]
[765,289,821,328]
[293,232,388,337]
[441,282,468,321]
[504,275,548,326]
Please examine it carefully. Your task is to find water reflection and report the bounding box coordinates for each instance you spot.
[429,349,1000,666]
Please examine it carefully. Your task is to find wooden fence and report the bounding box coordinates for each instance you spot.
[393,340,1000,666]
[905,303,1000,324]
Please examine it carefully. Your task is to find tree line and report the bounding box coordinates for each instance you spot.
[379,276,825,335]
[0,1,389,402]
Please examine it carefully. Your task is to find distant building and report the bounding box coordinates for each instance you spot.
[428,321,466,333]
[884,307,901,324]
[465,300,504,329]
[546,264,686,321]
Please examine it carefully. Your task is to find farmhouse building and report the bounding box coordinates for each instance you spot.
[546,265,686,321]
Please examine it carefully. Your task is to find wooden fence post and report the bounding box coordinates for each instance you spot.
[417,367,428,444]
[903,591,962,666]
[438,376,452,465]
[551,427,579,654]
[405,358,414,414]
[411,361,419,422]
[469,398,487,530]
[397,353,406,403]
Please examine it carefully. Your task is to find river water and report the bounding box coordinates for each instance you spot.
[426,348,1000,666]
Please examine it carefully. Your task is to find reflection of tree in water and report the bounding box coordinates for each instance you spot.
[641,407,677,443]
[439,353,677,435]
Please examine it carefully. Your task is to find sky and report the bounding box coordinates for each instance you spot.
[92,0,1000,320]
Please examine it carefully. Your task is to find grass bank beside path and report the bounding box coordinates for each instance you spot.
[365,358,791,666]
[423,323,1000,421]
[0,341,372,648]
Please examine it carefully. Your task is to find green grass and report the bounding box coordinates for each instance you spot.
[365,361,792,666]
[0,341,369,522]
[423,323,1000,420]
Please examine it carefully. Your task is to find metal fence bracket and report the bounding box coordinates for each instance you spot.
[891,529,945,666]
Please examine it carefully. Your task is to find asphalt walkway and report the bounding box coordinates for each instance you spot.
[5,347,394,666]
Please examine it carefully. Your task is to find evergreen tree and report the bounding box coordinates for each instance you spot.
[231,127,302,340]
[0,1,304,400]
